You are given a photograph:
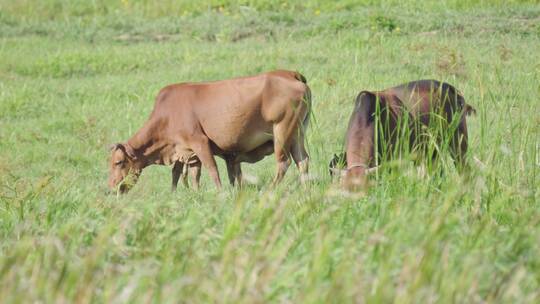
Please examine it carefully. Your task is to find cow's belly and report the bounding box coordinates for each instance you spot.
[194,89,275,153]
[206,119,274,152]
[197,101,274,152]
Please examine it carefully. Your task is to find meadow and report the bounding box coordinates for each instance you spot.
[0,0,539,302]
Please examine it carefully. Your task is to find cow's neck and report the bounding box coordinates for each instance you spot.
[126,118,175,168]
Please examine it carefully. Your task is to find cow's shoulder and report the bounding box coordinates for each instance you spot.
[154,82,196,106]
[265,70,305,83]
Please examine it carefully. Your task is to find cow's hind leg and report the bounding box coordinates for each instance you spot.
[272,122,292,185]
[272,99,310,185]
[290,133,309,183]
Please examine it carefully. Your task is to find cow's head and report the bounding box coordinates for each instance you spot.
[108,143,141,194]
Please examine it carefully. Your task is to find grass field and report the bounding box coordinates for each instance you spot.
[1,0,539,302]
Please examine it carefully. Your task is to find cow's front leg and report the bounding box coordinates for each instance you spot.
[191,137,222,189]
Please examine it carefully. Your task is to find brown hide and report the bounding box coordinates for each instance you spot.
[338,80,474,190]
[109,70,311,192]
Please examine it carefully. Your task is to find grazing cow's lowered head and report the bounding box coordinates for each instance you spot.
[334,80,475,191]
[108,143,141,193]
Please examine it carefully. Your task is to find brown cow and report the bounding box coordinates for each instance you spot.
[329,80,475,190]
[108,70,311,193]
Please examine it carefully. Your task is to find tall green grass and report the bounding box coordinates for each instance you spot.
[1,1,539,302]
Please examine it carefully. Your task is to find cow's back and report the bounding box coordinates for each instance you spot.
[155,70,308,153]
[385,80,463,120]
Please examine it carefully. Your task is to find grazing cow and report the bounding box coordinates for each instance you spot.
[330,80,475,190]
[108,70,311,193]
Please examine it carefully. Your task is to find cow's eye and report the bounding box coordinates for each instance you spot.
[115,160,124,166]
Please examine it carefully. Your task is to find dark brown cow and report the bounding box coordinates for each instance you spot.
[330,80,475,190]
[108,70,311,193]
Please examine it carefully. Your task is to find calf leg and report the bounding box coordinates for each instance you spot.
[181,163,189,188]
[190,137,222,189]
[171,161,183,191]
[231,161,243,187]
[226,159,236,186]
[228,141,273,187]
[225,159,242,187]
[189,162,202,190]
[234,163,242,187]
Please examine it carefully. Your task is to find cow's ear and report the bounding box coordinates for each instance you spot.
[464,104,477,116]
[122,143,137,159]
[110,143,137,159]
[355,91,377,122]
[109,143,122,151]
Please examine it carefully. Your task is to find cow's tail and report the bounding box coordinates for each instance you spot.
[296,72,311,131]
[294,71,307,84]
